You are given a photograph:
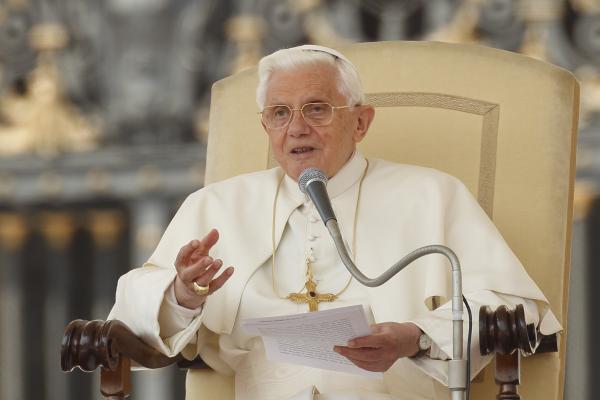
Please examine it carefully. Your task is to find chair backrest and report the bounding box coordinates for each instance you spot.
[204,40,579,399]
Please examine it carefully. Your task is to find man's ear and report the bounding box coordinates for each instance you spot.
[353,105,375,143]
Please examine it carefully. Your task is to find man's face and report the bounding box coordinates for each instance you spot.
[262,63,373,180]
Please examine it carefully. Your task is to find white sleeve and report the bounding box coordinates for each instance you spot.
[407,289,540,386]
[158,281,203,337]
[107,191,213,358]
[107,266,204,357]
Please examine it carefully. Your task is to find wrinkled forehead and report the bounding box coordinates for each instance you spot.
[265,63,344,104]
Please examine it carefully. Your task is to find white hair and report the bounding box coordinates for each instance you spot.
[256,45,365,110]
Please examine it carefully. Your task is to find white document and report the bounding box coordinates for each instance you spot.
[242,305,383,379]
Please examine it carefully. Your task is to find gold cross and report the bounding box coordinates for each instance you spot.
[287,260,337,312]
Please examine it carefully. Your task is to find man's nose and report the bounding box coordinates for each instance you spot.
[287,109,310,136]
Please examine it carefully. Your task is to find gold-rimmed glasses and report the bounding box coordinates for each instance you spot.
[259,102,355,129]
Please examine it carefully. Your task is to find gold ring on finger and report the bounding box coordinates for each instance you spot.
[192,282,210,296]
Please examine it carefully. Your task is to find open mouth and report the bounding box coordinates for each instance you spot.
[291,146,315,154]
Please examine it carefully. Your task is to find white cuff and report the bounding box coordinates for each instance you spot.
[158,281,203,339]
[428,340,450,360]
[166,282,203,318]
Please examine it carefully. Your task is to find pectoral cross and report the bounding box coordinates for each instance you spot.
[287,260,337,312]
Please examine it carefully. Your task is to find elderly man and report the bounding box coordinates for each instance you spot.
[109,45,560,399]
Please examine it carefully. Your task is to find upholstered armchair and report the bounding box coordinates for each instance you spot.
[62,40,579,399]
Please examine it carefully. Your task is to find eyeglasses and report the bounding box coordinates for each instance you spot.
[259,102,355,129]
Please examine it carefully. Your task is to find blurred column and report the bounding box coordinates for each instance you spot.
[565,182,596,400]
[88,208,126,400]
[39,211,75,400]
[378,1,415,40]
[585,195,600,400]
[131,197,168,267]
[22,219,48,400]
[0,213,27,400]
[566,220,588,399]
[67,221,94,400]
[314,0,364,43]
[129,197,173,400]
[89,209,125,319]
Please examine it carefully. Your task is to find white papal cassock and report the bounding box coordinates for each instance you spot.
[108,151,561,399]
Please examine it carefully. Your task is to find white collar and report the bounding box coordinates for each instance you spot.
[281,151,367,203]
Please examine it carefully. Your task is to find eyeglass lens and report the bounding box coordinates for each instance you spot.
[262,103,334,128]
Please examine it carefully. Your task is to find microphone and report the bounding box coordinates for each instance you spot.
[298,168,337,224]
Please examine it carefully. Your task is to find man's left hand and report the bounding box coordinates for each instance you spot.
[333,322,422,372]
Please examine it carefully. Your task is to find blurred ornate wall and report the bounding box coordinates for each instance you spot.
[0,1,597,399]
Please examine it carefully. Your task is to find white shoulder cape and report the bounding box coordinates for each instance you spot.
[140,158,560,336]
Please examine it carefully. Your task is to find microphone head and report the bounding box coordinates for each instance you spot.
[298,168,327,193]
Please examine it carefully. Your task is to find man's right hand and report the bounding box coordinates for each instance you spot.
[173,229,234,309]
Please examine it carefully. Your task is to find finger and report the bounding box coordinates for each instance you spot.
[333,345,383,362]
[207,266,234,294]
[369,323,386,334]
[343,357,384,372]
[192,259,224,284]
[347,334,387,349]
[175,240,200,268]
[196,229,220,256]
[333,347,384,371]
[179,256,214,283]
[189,248,204,263]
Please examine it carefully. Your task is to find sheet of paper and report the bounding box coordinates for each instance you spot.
[242,305,383,379]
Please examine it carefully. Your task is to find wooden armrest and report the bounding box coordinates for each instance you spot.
[479,304,558,357]
[61,319,182,372]
[478,304,558,400]
[61,319,183,399]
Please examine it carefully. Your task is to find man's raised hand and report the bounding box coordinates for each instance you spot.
[173,229,234,309]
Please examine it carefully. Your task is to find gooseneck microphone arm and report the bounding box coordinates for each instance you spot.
[298,167,467,400]
[326,219,466,400]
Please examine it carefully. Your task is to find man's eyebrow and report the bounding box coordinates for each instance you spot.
[303,96,329,104]
[267,97,329,107]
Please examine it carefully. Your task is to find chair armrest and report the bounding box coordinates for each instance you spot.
[62,319,205,399]
[478,304,558,400]
[61,319,182,372]
[479,304,558,357]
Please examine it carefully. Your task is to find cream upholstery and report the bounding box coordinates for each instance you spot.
[194,40,579,399]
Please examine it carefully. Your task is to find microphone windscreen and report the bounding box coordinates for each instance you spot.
[298,168,327,193]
